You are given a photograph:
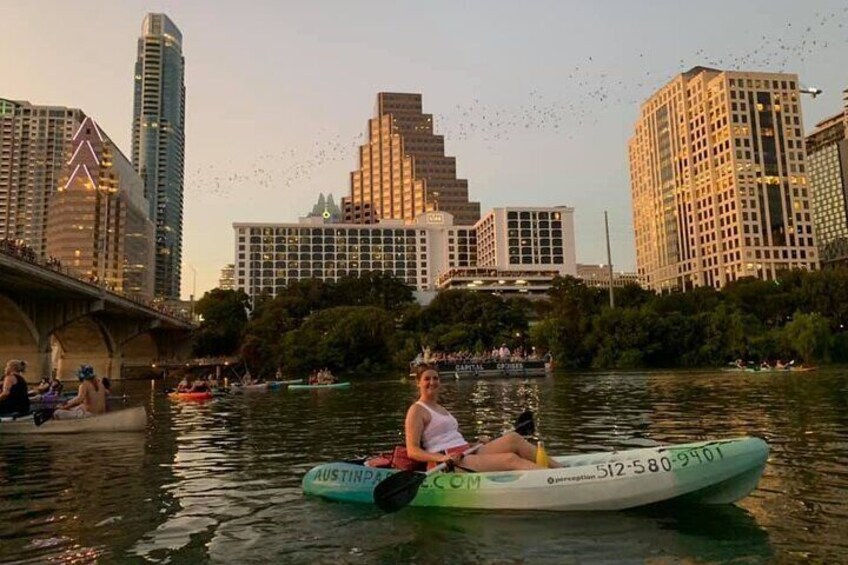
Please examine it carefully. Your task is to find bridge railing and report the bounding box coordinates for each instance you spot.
[0,239,193,325]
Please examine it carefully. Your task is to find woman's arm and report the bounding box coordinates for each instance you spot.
[0,375,12,401]
[404,406,450,464]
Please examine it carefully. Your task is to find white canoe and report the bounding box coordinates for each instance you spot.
[0,406,147,435]
[302,436,768,511]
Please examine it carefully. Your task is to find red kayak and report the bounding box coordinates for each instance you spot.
[168,391,213,401]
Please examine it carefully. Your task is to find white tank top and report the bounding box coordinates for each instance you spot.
[417,401,467,452]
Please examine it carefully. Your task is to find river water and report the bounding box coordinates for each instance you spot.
[1,369,846,564]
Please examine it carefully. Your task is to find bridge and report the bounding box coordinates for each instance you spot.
[0,251,194,380]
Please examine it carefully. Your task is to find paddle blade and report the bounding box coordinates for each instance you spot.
[515,410,535,437]
[33,409,54,427]
[373,470,427,513]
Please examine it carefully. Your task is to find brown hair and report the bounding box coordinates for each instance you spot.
[414,363,439,381]
[5,359,26,374]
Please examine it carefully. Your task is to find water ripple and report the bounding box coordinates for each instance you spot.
[1,369,847,562]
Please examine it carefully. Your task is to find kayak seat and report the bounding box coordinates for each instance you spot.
[364,446,427,472]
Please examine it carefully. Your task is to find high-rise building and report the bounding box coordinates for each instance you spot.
[131,13,186,299]
[806,93,848,267]
[347,92,480,226]
[0,98,85,256]
[306,193,342,222]
[47,117,155,298]
[629,67,818,292]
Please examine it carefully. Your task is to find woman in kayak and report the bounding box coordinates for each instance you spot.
[0,359,30,416]
[405,364,558,471]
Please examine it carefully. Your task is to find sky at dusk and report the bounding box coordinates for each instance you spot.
[3,0,847,299]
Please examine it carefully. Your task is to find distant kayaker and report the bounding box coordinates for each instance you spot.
[54,364,107,419]
[176,376,191,392]
[0,359,30,416]
[49,373,63,395]
[405,364,559,471]
[35,376,51,395]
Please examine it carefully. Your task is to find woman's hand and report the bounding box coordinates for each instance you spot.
[438,452,465,465]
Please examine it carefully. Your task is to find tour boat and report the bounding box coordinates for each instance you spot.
[0,406,147,434]
[302,436,768,511]
[410,359,552,379]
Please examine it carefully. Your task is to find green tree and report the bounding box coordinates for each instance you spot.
[192,289,251,357]
[781,312,833,364]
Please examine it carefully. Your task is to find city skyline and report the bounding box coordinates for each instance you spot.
[2,0,848,298]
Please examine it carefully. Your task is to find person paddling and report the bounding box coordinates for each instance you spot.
[0,360,30,416]
[54,364,107,419]
[405,364,558,471]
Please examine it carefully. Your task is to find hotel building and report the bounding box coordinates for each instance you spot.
[234,206,576,303]
[46,117,155,298]
[346,92,480,226]
[0,98,85,256]
[629,67,818,292]
[131,13,186,299]
[806,96,848,267]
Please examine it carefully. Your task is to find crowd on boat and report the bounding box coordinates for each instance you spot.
[412,346,551,366]
[0,360,113,420]
[730,358,803,371]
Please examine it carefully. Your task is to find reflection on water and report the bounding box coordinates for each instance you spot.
[0,369,846,562]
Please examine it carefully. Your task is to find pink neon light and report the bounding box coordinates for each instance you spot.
[91,120,104,142]
[63,164,81,189]
[67,141,84,165]
[85,140,100,165]
[71,117,90,141]
[82,164,98,189]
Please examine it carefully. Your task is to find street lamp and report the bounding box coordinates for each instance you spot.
[186,264,197,320]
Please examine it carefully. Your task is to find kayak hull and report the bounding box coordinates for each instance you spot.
[268,379,303,390]
[0,406,147,434]
[289,382,351,391]
[169,391,214,401]
[231,383,269,393]
[302,437,768,511]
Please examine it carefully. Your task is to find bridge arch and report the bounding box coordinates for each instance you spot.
[52,317,116,380]
[0,294,44,377]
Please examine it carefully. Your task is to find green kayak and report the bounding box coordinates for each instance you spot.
[288,382,351,391]
[302,436,768,511]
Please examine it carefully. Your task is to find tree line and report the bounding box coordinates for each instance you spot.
[192,268,848,376]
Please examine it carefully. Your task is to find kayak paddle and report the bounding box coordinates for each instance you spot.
[33,408,55,426]
[373,409,535,513]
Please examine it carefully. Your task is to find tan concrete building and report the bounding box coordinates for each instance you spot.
[806,96,848,266]
[576,264,640,289]
[0,98,85,256]
[46,117,155,298]
[346,92,480,226]
[629,67,818,292]
[219,264,235,290]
